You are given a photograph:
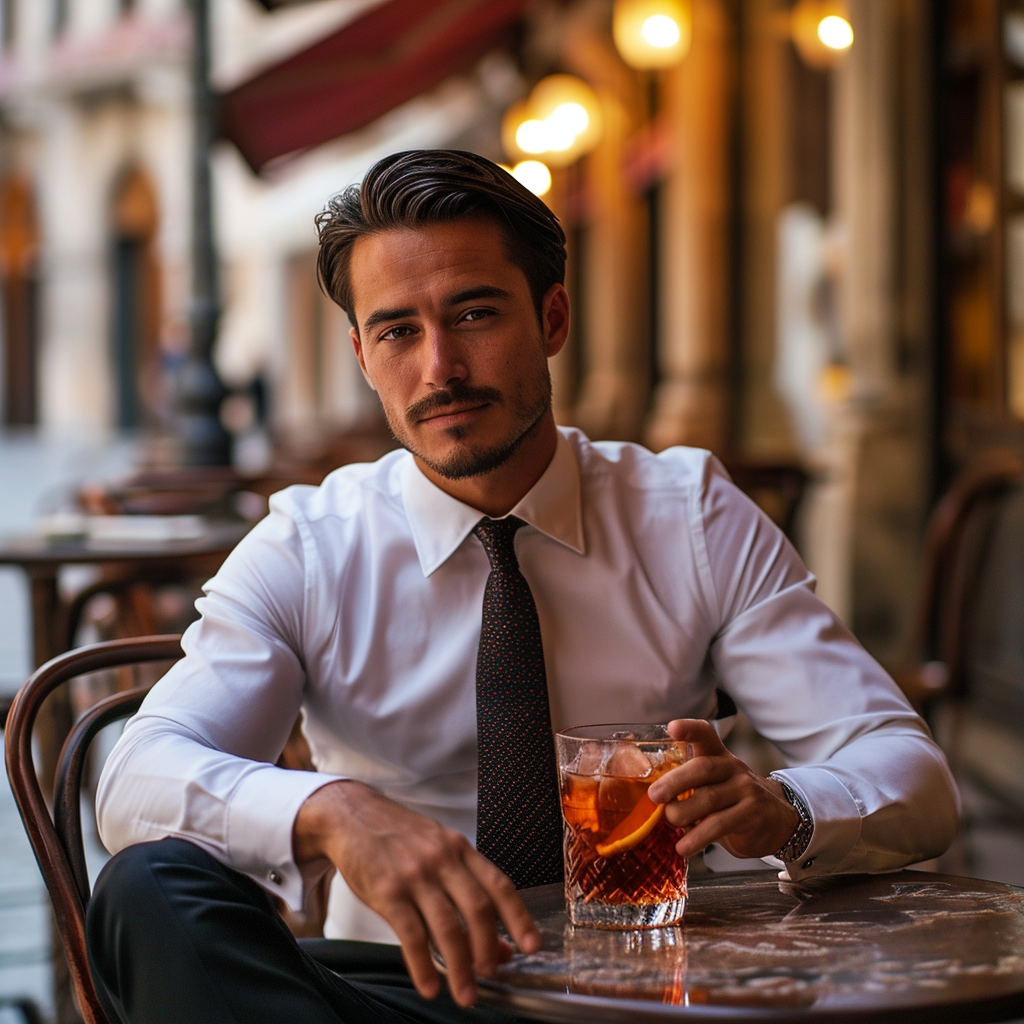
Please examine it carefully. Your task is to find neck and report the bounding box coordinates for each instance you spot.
[413,413,559,518]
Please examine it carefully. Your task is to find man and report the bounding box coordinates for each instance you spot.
[87,150,960,1024]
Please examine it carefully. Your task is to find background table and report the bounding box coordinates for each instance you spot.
[459,869,1024,1023]
[0,522,248,667]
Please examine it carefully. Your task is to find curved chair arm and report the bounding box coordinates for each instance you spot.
[53,686,151,907]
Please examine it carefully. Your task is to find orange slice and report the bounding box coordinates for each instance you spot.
[595,792,665,857]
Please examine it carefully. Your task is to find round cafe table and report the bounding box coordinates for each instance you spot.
[446,869,1024,1023]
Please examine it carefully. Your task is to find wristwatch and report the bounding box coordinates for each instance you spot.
[770,776,814,864]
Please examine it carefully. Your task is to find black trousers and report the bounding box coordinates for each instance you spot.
[86,838,530,1024]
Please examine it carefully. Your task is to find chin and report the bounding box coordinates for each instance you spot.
[418,435,522,481]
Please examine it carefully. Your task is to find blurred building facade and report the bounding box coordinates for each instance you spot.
[0,0,1021,664]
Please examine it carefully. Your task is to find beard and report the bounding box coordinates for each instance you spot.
[384,371,553,481]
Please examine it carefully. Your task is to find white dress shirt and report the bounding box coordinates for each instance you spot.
[96,428,960,942]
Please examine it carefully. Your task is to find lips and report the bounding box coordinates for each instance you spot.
[405,384,504,427]
[418,402,489,424]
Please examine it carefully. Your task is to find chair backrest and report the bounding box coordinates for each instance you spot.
[908,451,1024,700]
[721,459,809,541]
[4,635,183,1024]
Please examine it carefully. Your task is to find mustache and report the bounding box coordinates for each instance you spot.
[406,383,502,424]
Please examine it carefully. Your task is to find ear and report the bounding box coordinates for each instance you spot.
[540,283,570,358]
[350,326,377,391]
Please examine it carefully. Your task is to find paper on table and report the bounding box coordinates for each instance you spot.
[36,514,207,543]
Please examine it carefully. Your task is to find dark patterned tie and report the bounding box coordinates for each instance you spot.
[473,516,563,889]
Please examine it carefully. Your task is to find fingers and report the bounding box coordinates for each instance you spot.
[373,842,537,1007]
[666,718,726,755]
[653,757,799,859]
[648,750,732,804]
[385,902,442,1001]
[316,785,538,1008]
[410,853,538,1006]
[662,777,733,828]
[416,886,483,1006]
[673,804,749,857]
[465,850,541,956]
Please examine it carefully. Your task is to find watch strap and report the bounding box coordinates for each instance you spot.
[770,776,814,864]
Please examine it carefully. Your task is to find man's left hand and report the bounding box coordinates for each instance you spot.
[646,719,799,860]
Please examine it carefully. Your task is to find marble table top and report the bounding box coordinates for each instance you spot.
[456,870,1024,1023]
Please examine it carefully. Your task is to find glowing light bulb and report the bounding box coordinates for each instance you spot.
[503,76,602,166]
[515,120,549,155]
[817,14,853,50]
[613,0,691,68]
[550,102,589,136]
[540,104,587,152]
[641,13,681,48]
[512,160,552,197]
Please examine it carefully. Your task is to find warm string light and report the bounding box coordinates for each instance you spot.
[515,103,590,156]
[791,1,853,67]
[498,161,552,198]
[817,14,853,51]
[641,14,681,49]
[510,160,552,197]
[502,75,602,168]
[613,0,691,69]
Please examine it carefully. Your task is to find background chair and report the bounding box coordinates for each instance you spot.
[720,459,809,542]
[888,450,1024,877]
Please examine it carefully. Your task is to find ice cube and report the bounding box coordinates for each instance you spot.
[604,742,653,778]
[575,741,606,776]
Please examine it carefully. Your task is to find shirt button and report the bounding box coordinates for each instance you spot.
[268,870,283,885]
[802,859,814,870]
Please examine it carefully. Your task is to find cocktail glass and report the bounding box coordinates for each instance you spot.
[556,724,692,929]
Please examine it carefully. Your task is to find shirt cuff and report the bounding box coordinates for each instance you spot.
[768,767,862,881]
[226,764,342,910]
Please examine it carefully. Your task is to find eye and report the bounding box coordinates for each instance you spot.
[459,307,496,324]
[379,324,416,342]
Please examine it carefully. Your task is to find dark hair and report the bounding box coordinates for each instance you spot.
[315,150,566,328]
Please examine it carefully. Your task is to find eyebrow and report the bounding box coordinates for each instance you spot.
[363,306,416,333]
[361,286,513,334]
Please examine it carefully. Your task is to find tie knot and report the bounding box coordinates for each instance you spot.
[473,516,526,570]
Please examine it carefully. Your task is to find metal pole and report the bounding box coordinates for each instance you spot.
[176,0,231,465]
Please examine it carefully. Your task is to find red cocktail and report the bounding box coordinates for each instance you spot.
[557,725,691,928]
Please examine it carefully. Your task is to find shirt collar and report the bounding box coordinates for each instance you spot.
[400,429,585,577]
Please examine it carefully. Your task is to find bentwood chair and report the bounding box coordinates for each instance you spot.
[889,449,1024,715]
[5,635,184,1024]
[5,634,347,1024]
[887,450,1024,871]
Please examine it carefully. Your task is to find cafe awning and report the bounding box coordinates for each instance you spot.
[220,0,532,173]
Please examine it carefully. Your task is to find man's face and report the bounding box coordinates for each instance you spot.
[348,217,567,482]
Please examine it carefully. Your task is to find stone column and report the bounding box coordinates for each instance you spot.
[561,19,650,441]
[646,0,732,453]
[737,0,798,459]
[802,0,933,655]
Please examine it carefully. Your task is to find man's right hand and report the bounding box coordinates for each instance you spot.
[293,780,540,1007]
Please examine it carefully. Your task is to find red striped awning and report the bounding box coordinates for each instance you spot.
[220,0,531,173]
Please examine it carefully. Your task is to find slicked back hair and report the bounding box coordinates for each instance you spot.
[315,150,567,329]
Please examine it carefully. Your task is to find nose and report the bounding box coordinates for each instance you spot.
[422,325,468,389]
